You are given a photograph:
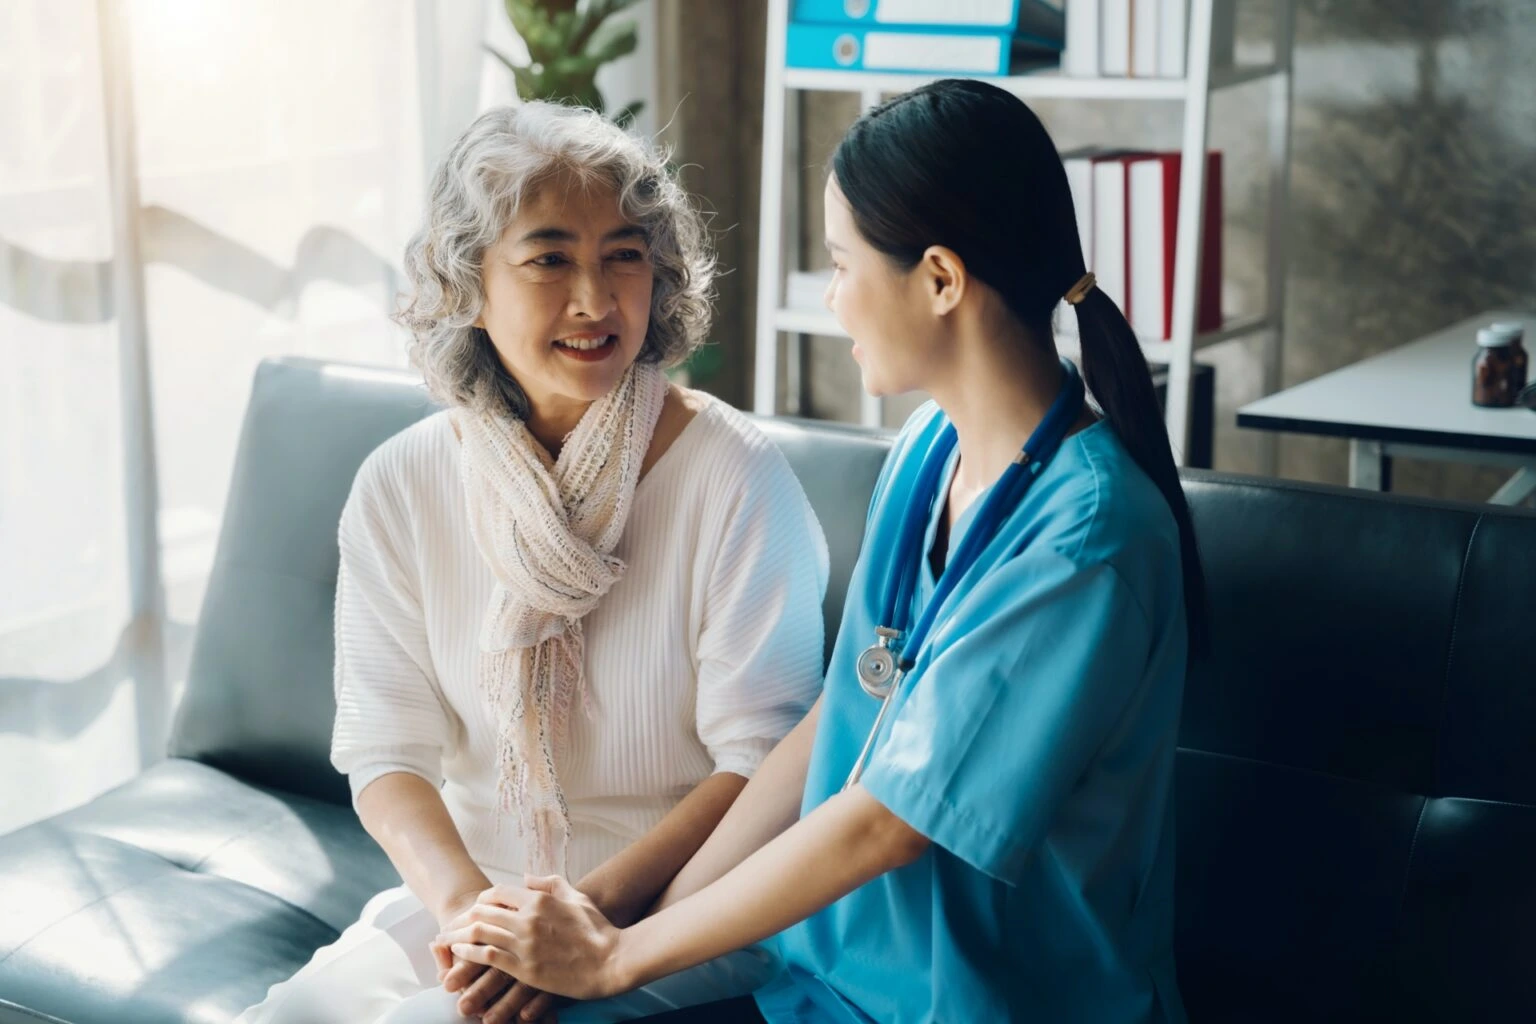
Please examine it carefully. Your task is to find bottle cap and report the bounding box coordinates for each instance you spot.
[1477,322,1524,348]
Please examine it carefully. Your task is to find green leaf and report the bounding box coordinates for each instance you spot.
[613,99,644,129]
[586,21,638,65]
[679,343,725,388]
[485,42,518,73]
[484,44,542,101]
[507,0,564,64]
[494,0,643,110]
[569,0,643,56]
[547,53,602,76]
[513,67,542,102]
[504,2,540,49]
[592,0,645,19]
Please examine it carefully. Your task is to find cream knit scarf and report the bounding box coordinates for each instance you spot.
[455,363,666,876]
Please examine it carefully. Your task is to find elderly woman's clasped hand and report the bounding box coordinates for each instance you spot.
[432,876,632,1008]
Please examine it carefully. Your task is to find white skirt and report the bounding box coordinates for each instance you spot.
[235,885,777,1024]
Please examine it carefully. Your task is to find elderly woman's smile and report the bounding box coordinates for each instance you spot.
[553,332,619,358]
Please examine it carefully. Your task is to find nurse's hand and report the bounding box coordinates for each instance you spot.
[433,892,558,1023]
[435,875,630,1002]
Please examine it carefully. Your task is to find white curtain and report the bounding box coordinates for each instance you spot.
[0,0,661,835]
[1,0,433,834]
[1,1,132,835]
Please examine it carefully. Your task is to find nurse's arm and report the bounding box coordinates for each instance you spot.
[651,696,824,913]
[615,782,929,992]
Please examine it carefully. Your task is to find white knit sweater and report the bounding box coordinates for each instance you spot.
[330,396,829,882]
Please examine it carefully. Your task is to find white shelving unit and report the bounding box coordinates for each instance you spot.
[753,0,1297,469]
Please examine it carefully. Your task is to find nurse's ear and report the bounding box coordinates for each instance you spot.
[918,244,967,318]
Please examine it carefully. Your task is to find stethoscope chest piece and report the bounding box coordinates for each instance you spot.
[856,627,902,699]
[841,357,1085,791]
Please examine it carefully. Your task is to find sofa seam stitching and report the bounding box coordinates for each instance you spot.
[1380,515,1481,996]
[1433,514,1481,798]
[95,830,346,937]
[1388,792,1432,1000]
[1394,796,1431,919]
[0,809,347,971]
[0,996,74,1023]
[0,865,173,971]
[0,854,344,973]
[1174,746,1535,809]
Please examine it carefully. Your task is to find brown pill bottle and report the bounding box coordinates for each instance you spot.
[1473,322,1528,408]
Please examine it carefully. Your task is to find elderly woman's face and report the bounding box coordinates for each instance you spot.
[476,170,654,413]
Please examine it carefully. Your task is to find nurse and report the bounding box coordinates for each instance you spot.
[434,78,1207,1024]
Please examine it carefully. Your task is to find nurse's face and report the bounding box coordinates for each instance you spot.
[823,176,944,398]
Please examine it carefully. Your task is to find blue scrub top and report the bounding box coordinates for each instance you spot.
[755,403,1190,1024]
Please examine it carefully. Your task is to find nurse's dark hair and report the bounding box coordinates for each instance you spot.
[831,78,1208,656]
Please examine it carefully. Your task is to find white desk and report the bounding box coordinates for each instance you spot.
[1238,311,1536,505]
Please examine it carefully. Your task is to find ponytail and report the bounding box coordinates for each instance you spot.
[1073,286,1209,658]
[830,77,1208,657]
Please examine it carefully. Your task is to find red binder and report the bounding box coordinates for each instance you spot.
[1127,151,1223,340]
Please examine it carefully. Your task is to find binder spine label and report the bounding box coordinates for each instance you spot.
[873,0,1017,26]
[864,31,1004,72]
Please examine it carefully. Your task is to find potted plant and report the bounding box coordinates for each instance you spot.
[488,0,645,127]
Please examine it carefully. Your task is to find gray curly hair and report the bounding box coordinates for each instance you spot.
[396,102,715,419]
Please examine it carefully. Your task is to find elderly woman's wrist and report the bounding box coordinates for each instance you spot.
[431,872,493,926]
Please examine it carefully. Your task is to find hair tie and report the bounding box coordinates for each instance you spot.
[1064,272,1096,306]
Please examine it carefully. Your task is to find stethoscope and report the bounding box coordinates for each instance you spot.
[843,357,1086,790]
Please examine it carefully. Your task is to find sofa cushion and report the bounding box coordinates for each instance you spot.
[168,361,440,806]
[749,415,892,663]
[1175,474,1536,1020]
[0,758,398,1023]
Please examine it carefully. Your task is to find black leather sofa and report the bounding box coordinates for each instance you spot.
[2,357,1532,1023]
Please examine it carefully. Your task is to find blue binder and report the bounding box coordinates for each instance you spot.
[787,21,1060,76]
[792,0,1064,40]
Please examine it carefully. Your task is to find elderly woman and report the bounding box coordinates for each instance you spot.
[237,103,828,1024]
